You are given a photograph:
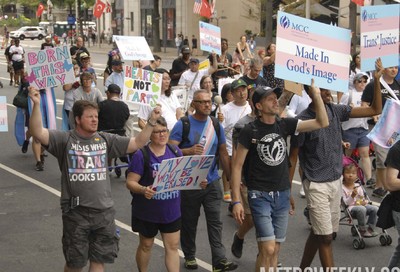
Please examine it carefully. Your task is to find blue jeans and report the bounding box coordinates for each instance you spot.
[388,210,400,268]
[350,205,378,228]
[248,189,290,243]
[180,179,226,266]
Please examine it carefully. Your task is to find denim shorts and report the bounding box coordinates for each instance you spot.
[247,189,290,242]
[342,127,370,149]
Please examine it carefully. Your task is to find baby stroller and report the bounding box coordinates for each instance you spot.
[339,186,392,249]
[101,129,132,178]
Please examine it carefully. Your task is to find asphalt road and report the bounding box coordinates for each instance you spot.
[0,39,398,272]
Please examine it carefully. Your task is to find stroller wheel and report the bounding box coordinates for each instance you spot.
[351,226,358,236]
[387,235,393,245]
[379,235,388,246]
[359,240,365,249]
[353,238,361,249]
[115,167,121,178]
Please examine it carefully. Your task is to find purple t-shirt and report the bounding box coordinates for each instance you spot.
[128,145,182,223]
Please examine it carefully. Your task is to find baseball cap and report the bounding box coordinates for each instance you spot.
[189,58,200,64]
[181,47,191,54]
[106,84,121,94]
[80,52,90,59]
[231,79,247,90]
[111,59,124,66]
[353,72,369,83]
[252,86,282,105]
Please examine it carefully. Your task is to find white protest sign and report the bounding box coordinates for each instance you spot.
[24,45,75,89]
[172,86,188,110]
[114,35,154,61]
[152,155,215,193]
[218,77,235,95]
[122,66,162,107]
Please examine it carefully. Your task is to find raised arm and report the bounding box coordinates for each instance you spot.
[28,87,50,145]
[297,79,329,132]
[126,106,162,153]
[278,89,294,116]
[350,58,383,118]
[208,53,218,74]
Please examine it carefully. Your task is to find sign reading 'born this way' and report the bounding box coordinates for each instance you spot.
[25,45,75,89]
[275,11,351,93]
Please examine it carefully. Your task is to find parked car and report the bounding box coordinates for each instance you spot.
[10,27,46,40]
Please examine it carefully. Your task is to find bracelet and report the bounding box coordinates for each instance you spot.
[231,201,241,207]
[147,119,156,127]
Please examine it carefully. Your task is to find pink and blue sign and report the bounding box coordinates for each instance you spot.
[275,11,351,92]
[360,4,399,72]
[199,21,221,55]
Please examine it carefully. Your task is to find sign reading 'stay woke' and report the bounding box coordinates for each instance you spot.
[25,46,75,89]
[360,4,399,71]
[275,11,351,92]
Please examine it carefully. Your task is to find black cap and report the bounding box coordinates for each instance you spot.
[252,86,282,105]
[111,59,124,66]
[189,58,200,64]
[181,47,191,54]
[107,84,121,94]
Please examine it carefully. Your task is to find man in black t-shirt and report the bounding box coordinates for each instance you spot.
[362,66,400,198]
[231,82,328,271]
[4,39,15,86]
[240,58,269,95]
[70,37,90,67]
[170,46,191,86]
[384,140,400,268]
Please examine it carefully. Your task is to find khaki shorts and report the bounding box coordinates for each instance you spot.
[240,184,251,215]
[373,142,389,169]
[303,178,342,235]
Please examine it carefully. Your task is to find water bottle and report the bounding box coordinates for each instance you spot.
[199,136,207,147]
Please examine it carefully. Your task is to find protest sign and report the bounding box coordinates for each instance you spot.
[199,59,210,70]
[199,21,221,55]
[367,99,400,148]
[24,45,75,89]
[122,66,162,107]
[360,4,399,71]
[0,96,8,132]
[172,86,188,110]
[114,35,154,61]
[218,77,235,95]
[152,155,214,193]
[275,11,351,93]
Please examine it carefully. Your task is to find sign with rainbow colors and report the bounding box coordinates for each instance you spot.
[360,4,399,71]
[275,11,351,92]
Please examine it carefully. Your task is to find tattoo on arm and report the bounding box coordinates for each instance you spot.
[278,91,294,111]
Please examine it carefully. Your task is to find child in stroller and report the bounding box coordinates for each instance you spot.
[342,162,379,238]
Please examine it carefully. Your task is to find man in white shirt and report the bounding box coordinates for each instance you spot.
[9,39,24,87]
[178,54,218,103]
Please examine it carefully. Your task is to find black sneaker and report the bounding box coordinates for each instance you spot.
[184,258,198,270]
[35,161,44,171]
[231,232,244,258]
[366,178,376,188]
[372,187,387,198]
[21,140,29,153]
[9,80,13,86]
[213,259,238,272]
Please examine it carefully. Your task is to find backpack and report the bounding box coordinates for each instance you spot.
[179,115,222,154]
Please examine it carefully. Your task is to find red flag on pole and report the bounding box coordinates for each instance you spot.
[200,0,212,18]
[106,0,112,13]
[351,0,364,6]
[93,1,106,18]
[36,3,45,18]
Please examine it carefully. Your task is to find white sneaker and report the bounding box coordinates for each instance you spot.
[299,186,305,198]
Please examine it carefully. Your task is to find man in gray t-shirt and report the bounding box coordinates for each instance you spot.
[28,86,161,272]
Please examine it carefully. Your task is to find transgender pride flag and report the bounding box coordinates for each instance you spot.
[275,11,351,93]
[360,4,400,72]
[367,99,400,148]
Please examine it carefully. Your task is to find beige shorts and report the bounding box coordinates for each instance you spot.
[372,142,389,169]
[303,177,342,235]
[240,184,251,215]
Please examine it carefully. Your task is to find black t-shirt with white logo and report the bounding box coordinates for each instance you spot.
[238,118,298,191]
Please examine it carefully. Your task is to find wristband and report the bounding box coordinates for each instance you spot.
[231,201,241,207]
[147,119,157,127]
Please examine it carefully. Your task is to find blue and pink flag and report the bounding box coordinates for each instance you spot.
[360,4,399,71]
[275,11,351,92]
[0,96,8,132]
[199,21,221,55]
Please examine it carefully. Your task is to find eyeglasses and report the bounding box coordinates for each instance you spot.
[193,100,212,105]
[152,129,169,135]
[357,80,367,83]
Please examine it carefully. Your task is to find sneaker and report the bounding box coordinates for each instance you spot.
[35,161,44,171]
[184,258,198,270]
[14,83,19,88]
[21,140,29,153]
[366,178,376,188]
[213,259,238,272]
[277,262,282,267]
[223,191,232,202]
[360,229,373,237]
[368,227,379,237]
[9,80,13,86]
[372,187,387,198]
[231,232,244,258]
[299,186,305,198]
